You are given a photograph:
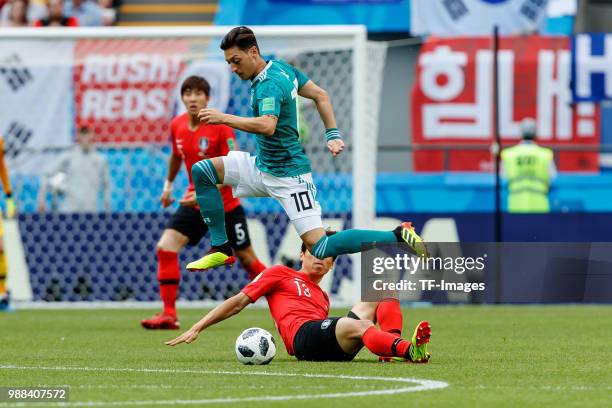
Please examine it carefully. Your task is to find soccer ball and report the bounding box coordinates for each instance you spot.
[235,328,276,365]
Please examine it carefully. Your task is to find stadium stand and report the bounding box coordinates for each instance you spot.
[116,0,217,26]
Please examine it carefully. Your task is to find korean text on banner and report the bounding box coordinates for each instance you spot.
[411,36,600,172]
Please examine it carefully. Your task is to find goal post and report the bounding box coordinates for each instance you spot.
[0,26,380,305]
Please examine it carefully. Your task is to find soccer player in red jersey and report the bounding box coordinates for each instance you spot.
[166,232,432,363]
[141,76,266,330]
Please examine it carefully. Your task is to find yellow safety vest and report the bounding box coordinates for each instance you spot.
[501,143,554,213]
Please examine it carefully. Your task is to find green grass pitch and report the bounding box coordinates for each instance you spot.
[1,305,611,407]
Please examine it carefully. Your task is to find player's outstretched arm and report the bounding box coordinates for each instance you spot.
[165,292,252,346]
[198,108,278,137]
[298,81,345,157]
[298,80,337,129]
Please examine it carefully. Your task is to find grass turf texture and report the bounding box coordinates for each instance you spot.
[1,305,611,407]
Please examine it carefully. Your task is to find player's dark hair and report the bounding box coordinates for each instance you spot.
[301,231,337,261]
[78,125,90,135]
[220,26,260,53]
[181,76,210,96]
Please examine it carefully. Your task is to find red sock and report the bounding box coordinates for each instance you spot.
[362,326,410,358]
[376,299,403,337]
[244,259,266,280]
[157,249,180,317]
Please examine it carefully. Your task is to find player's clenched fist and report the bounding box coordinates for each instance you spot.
[198,108,226,125]
[160,190,174,208]
[327,139,344,157]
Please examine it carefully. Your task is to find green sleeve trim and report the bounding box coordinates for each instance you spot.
[325,128,342,142]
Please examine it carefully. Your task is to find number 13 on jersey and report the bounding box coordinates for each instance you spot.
[293,278,311,297]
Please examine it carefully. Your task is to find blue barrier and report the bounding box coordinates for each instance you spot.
[8,147,612,214]
[377,173,612,213]
[16,212,612,303]
[380,214,612,303]
[384,213,612,242]
[12,167,612,215]
[18,213,352,301]
[214,0,411,33]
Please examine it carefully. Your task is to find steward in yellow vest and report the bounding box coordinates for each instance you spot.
[501,118,557,213]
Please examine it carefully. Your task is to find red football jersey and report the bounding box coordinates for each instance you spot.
[170,113,240,212]
[241,264,330,356]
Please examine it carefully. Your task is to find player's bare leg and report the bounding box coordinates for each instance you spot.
[141,229,188,330]
[208,156,225,182]
[300,227,326,252]
[336,303,432,362]
[235,246,257,267]
[349,300,405,361]
[335,318,376,355]
[346,301,403,361]
[347,301,378,321]
[335,302,379,355]
[187,157,237,271]
[235,246,266,280]
[158,229,189,253]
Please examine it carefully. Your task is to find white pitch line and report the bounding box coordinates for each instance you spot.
[72,384,332,390]
[455,385,612,391]
[0,365,448,407]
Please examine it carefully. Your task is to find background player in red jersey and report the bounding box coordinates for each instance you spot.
[142,76,266,330]
[166,232,432,363]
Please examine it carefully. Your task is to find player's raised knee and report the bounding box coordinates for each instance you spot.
[352,319,375,339]
[358,319,375,330]
[191,160,218,185]
[156,230,187,253]
[338,317,374,340]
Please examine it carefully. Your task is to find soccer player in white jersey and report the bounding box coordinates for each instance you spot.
[187,26,427,342]
[187,27,426,286]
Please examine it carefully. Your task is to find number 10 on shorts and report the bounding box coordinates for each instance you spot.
[291,191,313,213]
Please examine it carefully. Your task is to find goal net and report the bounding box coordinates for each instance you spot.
[0,26,385,305]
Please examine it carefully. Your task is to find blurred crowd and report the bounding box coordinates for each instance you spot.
[0,0,121,27]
